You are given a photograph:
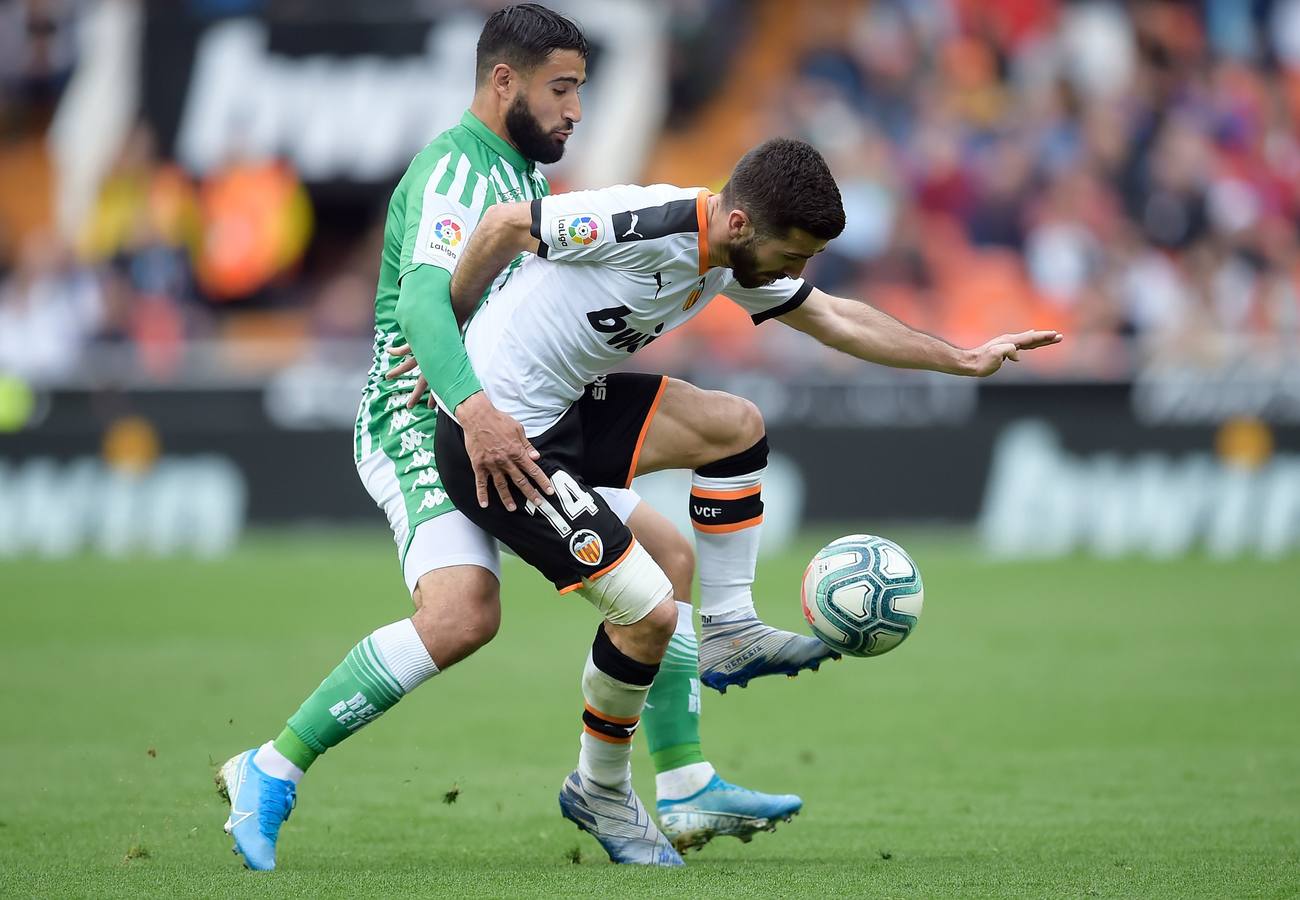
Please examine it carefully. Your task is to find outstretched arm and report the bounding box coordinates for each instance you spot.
[449,201,536,323]
[776,287,1062,376]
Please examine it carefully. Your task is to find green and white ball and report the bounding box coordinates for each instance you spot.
[800,534,924,657]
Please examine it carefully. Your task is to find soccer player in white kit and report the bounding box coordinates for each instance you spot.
[432,137,1062,865]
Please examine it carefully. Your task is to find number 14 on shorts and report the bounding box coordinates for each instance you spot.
[524,470,598,537]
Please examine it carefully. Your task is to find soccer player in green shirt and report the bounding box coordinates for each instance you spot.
[218,4,824,871]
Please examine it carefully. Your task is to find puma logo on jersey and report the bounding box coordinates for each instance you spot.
[654,272,672,299]
[612,197,696,243]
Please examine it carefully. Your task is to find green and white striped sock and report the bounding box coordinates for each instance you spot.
[266,619,438,776]
[644,602,708,786]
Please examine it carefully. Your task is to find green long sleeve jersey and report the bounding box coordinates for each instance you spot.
[355,110,549,463]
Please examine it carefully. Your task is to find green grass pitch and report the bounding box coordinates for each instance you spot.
[1,529,1297,898]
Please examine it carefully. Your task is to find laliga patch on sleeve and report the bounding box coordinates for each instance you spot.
[425,214,466,262]
[550,214,602,250]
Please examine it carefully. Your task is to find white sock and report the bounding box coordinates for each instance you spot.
[370,618,439,691]
[701,602,757,625]
[578,731,632,788]
[577,628,657,789]
[691,470,764,619]
[656,761,717,801]
[253,741,305,785]
[673,600,694,634]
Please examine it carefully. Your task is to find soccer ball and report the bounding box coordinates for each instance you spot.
[800,534,924,657]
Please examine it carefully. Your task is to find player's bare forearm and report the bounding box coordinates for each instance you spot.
[779,288,1061,377]
[779,289,969,372]
[449,201,536,323]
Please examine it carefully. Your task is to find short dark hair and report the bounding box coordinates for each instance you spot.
[476,4,588,85]
[720,138,846,241]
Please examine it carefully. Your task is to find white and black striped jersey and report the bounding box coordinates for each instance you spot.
[463,183,811,437]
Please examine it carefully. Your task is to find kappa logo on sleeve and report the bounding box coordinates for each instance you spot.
[551,214,602,250]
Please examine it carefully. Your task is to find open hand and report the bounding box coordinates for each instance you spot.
[967,330,1063,377]
[457,392,553,511]
[385,344,433,410]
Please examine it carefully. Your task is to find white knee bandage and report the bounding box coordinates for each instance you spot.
[577,541,672,626]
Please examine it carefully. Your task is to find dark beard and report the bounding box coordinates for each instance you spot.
[505,95,566,165]
[728,234,769,288]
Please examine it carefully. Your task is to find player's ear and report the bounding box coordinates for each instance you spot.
[490,62,516,99]
[726,209,752,239]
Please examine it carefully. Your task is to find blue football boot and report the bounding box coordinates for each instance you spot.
[657,775,802,852]
[699,614,839,693]
[217,749,296,871]
[558,770,684,866]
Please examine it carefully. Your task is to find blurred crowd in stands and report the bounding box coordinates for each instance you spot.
[2,0,1300,383]
[762,0,1300,378]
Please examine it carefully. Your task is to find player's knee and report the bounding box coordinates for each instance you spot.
[413,601,498,658]
[578,540,673,628]
[452,577,501,652]
[730,394,765,449]
[411,567,501,664]
[462,598,501,649]
[707,392,765,459]
[641,597,678,648]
